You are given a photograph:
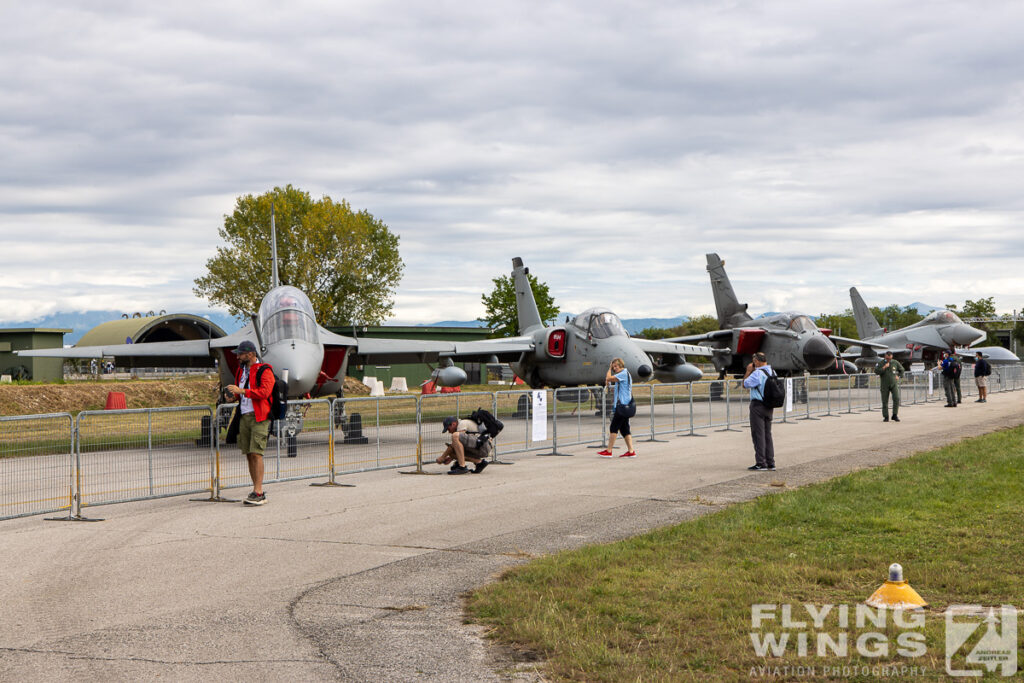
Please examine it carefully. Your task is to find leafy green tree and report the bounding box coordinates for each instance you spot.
[960,297,997,319]
[815,309,857,339]
[194,185,403,325]
[873,305,923,332]
[479,273,558,338]
[637,314,719,339]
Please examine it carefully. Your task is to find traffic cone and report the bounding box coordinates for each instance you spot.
[866,563,928,609]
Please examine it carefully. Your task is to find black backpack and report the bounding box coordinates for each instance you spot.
[760,369,786,409]
[469,408,504,438]
[255,364,288,421]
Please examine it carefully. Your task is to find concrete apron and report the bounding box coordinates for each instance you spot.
[1,393,1022,681]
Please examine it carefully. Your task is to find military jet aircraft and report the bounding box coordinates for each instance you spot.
[448,257,712,388]
[665,253,875,377]
[842,286,987,369]
[17,218,472,401]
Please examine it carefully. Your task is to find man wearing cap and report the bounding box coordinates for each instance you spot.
[874,350,904,422]
[436,416,490,475]
[226,340,276,504]
[973,351,992,403]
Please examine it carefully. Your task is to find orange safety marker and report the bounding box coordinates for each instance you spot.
[866,563,928,609]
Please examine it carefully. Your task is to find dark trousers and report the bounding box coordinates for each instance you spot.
[943,377,957,405]
[749,400,775,468]
[954,376,962,403]
[880,384,900,419]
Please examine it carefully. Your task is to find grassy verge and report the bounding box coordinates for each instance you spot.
[467,427,1024,681]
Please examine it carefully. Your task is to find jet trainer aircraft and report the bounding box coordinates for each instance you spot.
[665,253,875,377]
[17,220,472,401]
[842,287,987,368]
[448,257,712,388]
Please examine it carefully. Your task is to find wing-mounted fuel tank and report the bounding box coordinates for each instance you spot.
[653,363,703,383]
[431,358,468,387]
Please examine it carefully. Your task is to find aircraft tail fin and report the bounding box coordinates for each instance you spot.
[706,253,751,328]
[511,257,544,333]
[850,287,883,338]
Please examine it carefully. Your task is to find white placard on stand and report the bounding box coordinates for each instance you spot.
[531,390,547,442]
[927,370,934,395]
[785,378,794,413]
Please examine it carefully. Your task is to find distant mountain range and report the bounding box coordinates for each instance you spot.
[417,314,690,335]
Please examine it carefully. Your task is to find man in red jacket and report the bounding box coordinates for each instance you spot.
[226,340,276,505]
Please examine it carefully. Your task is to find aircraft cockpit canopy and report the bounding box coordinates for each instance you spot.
[923,310,963,325]
[259,286,319,345]
[787,314,818,334]
[572,308,628,339]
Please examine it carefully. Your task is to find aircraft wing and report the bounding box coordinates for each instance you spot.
[828,334,889,350]
[16,339,215,359]
[632,339,715,358]
[904,326,951,349]
[662,329,733,344]
[350,338,459,365]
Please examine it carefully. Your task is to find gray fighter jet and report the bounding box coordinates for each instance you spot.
[450,257,712,388]
[842,287,986,369]
[665,253,872,377]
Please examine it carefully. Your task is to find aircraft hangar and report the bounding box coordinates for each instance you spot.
[73,314,227,369]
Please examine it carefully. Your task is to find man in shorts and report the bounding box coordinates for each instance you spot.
[437,416,490,474]
[226,340,276,505]
[973,351,992,403]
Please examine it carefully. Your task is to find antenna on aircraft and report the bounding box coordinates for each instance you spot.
[270,203,280,289]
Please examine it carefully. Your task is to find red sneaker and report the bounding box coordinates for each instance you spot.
[597,450,614,457]
[620,451,637,458]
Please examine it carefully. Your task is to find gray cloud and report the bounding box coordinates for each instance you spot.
[3,0,1024,327]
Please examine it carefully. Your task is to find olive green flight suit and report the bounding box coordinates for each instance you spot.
[875,358,905,420]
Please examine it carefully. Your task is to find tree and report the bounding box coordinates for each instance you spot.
[873,305,923,332]
[637,314,719,339]
[960,297,996,319]
[193,185,403,326]
[479,273,558,338]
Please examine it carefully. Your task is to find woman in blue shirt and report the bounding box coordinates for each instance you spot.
[597,357,637,458]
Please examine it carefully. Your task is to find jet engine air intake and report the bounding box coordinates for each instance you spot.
[546,329,567,358]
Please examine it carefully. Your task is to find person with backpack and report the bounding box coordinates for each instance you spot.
[974,351,992,403]
[597,357,636,458]
[225,340,276,505]
[742,352,777,471]
[437,416,490,474]
[951,352,964,404]
[939,351,959,407]
[874,350,905,422]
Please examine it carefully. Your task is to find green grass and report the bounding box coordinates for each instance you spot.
[467,427,1024,681]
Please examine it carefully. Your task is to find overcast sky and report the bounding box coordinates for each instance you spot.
[3,0,1024,327]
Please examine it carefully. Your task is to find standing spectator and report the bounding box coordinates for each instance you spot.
[951,352,963,404]
[973,351,992,403]
[742,352,776,471]
[225,340,275,505]
[597,358,636,458]
[874,351,904,422]
[939,351,958,407]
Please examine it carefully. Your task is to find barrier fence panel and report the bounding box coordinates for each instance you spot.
[493,389,552,455]
[331,395,420,475]
[551,386,605,448]
[650,383,688,438]
[687,380,715,433]
[0,413,74,521]
[76,406,212,507]
[420,391,499,464]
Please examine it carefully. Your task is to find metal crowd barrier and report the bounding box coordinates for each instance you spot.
[4,362,1024,521]
[0,413,75,521]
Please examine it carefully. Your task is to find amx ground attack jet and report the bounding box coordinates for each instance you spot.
[457,257,712,388]
[843,287,990,368]
[665,253,874,378]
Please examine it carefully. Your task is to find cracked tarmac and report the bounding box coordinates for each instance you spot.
[2,393,1023,681]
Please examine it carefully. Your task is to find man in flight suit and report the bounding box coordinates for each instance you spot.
[875,351,904,422]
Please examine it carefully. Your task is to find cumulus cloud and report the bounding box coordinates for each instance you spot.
[3,0,1024,327]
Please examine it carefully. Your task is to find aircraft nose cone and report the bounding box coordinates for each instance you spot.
[952,324,986,346]
[802,335,837,371]
[637,364,653,379]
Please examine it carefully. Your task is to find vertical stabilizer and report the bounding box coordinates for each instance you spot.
[511,257,543,333]
[706,253,752,328]
[270,203,280,289]
[849,287,883,339]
